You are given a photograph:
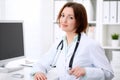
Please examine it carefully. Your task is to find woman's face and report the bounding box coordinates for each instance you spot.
[59,7,76,33]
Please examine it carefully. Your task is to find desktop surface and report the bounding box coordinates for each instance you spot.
[0,66,24,73]
[0,67,33,80]
[0,58,35,80]
[0,73,23,80]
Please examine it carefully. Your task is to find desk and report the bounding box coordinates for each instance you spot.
[0,67,34,80]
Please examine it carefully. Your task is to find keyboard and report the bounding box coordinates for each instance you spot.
[0,66,24,73]
[20,63,33,67]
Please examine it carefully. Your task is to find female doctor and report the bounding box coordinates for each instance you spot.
[33,2,114,80]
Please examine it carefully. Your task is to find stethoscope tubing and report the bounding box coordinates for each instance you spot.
[50,33,81,69]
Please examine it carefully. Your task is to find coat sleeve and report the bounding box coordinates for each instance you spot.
[31,44,57,75]
[83,42,114,80]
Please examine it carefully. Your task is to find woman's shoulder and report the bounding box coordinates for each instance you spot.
[81,33,101,47]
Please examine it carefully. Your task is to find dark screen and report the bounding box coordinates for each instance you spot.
[0,22,24,60]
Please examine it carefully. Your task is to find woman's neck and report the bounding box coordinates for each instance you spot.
[66,32,77,45]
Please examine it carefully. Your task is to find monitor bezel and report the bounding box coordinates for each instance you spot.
[0,20,25,67]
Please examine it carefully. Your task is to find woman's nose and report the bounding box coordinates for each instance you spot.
[62,17,67,23]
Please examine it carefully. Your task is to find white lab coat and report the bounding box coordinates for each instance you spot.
[32,33,114,80]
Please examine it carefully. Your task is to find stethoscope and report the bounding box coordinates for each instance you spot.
[50,33,81,70]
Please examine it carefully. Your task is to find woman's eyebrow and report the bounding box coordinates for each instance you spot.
[62,13,74,16]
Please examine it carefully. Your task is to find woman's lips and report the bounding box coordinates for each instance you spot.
[61,24,68,27]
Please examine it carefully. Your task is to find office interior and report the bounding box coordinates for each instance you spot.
[0,0,120,80]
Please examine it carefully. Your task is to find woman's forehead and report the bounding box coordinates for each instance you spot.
[62,7,74,16]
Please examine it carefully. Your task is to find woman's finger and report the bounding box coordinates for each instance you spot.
[34,72,47,80]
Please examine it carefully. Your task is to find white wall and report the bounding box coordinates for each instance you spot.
[0,0,5,19]
[0,0,53,61]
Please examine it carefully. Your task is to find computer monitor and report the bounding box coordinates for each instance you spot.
[0,20,24,67]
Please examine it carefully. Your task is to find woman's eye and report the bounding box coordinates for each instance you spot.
[61,14,64,17]
[69,17,73,19]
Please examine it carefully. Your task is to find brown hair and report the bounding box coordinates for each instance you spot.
[57,2,88,33]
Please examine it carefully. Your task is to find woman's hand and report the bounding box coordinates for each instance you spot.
[69,66,86,79]
[34,72,47,80]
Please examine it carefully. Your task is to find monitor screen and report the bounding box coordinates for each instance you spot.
[0,21,24,67]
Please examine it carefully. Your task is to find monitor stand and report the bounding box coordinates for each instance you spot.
[0,63,6,68]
